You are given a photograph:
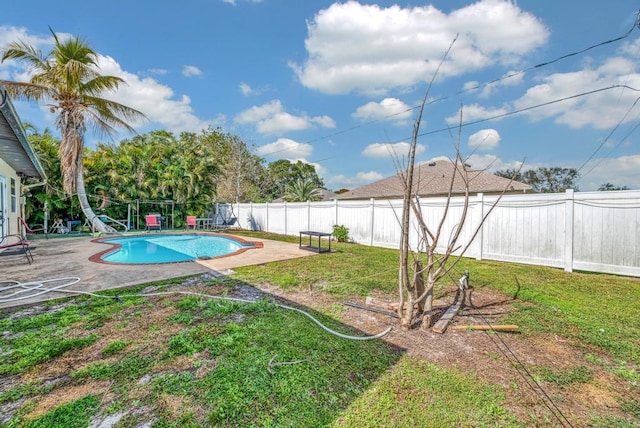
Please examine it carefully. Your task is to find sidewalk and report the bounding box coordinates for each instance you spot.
[0,233,316,309]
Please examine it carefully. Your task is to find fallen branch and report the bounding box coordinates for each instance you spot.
[267,354,310,376]
[449,324,519,331]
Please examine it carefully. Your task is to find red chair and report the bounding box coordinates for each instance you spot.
[144,215,161,231]
[186,216,197,230]
[19,217,48,239]
[0,234,33,264]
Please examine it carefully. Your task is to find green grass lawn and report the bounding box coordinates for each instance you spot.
[1,231,638,427]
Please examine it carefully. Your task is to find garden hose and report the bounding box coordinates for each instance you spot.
[0,277,392,341]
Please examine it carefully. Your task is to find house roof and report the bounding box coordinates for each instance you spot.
[0,83,45,179]
[336,160,533,200]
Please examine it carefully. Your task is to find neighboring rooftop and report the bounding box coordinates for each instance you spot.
[0,83,46,179]
[336,160,533,200]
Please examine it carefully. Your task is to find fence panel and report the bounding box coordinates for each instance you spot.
[309,201,337,233]
[336,200,375,244]
[481,194,567,268]
[572,191,640,276]
[225,189,640,277]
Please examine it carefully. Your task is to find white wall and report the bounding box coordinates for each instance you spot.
[221,189,640,278]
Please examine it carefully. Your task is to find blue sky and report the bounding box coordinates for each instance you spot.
[1,0,640,191]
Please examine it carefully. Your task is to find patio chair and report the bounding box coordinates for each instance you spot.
[0,234,33,264]
[216,217,237,229]
[186,216,197,230]
[19,217,48,239]
[144,214,161,231]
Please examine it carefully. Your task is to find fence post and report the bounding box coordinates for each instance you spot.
[307,200,311,231]
[266,202,269,233]
[334,198,339,226]
[284,201,288,236]
[476,193,484,261]
[564,189,575,272]
[370,198,375,246]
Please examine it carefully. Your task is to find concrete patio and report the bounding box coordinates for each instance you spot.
[0,233,317,310]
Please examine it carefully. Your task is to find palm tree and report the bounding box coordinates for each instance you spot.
[283,179,322,202]
[1,29,146,233]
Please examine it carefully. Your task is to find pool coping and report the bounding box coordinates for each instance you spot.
[89,232,265,265]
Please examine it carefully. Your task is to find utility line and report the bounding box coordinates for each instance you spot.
[576,95,640,175]
[307,85,640,166]
[580,115,640,179]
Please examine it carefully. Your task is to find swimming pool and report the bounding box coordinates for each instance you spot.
[98,234,257,264]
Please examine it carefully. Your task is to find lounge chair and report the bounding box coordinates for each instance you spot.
[19,217,48,239]
[186,216,197,230]
[144,215,161,231]
[0,234,33,264]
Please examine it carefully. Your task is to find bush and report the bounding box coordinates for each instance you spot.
[332,225,350,243]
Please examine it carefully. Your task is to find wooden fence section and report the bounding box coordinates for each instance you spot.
[219,189,640,278]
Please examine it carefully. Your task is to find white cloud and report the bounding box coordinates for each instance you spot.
[0,26,59,81]
[96,56,213,133]
[445,103,510,125]
[362,142,426,158]
[148,68,168,75]
[464,70,525,98]
[182,65,203,77]
[234,100,335,135]
[291,0,547,95]
[468,129,500,151]
[352,98,413,124]
[326,171,384,187]
[239,81,269,97]
[0,27,214,134]
[512,53,640,129]
[469,153,640,191]
[221,0,262,5]
[577,155,640,191]
[239,82,254,96]
[311,115,336,128]
[256,138,313,158]
[0,25,55,54]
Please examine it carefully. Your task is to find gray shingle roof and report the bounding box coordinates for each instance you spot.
[335,160,533,200]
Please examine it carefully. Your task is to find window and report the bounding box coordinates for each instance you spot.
[10,178,16,213]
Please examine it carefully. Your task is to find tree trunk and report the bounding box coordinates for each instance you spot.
[75,155,114,234]
[420,274,435,330]
[414,260,425,313]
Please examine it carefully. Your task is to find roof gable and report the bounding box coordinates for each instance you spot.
[0,84,45,179]
[336,160,532,200]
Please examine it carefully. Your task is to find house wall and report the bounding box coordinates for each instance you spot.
[0,156,21,237]
[220,189,640,278]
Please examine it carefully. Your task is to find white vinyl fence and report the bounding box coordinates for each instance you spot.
[218,189,640,278]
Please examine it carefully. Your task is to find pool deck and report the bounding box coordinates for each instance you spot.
[0,232,318,310]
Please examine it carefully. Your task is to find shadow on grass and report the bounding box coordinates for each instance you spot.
[0,273,406,427]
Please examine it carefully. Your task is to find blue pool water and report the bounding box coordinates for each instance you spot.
[102,234,252,264]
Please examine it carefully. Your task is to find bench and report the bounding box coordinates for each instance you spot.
[299,231,332,253]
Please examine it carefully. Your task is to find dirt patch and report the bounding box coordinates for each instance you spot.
[252,281,634,426]
[2,275,635,427]
[25,380,111,420]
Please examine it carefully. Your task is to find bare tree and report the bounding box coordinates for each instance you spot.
[396,40,521,330]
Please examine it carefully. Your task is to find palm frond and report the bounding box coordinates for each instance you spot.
[0,80,53,103]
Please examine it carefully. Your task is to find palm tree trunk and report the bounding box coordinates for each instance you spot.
[76,155,114,234]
